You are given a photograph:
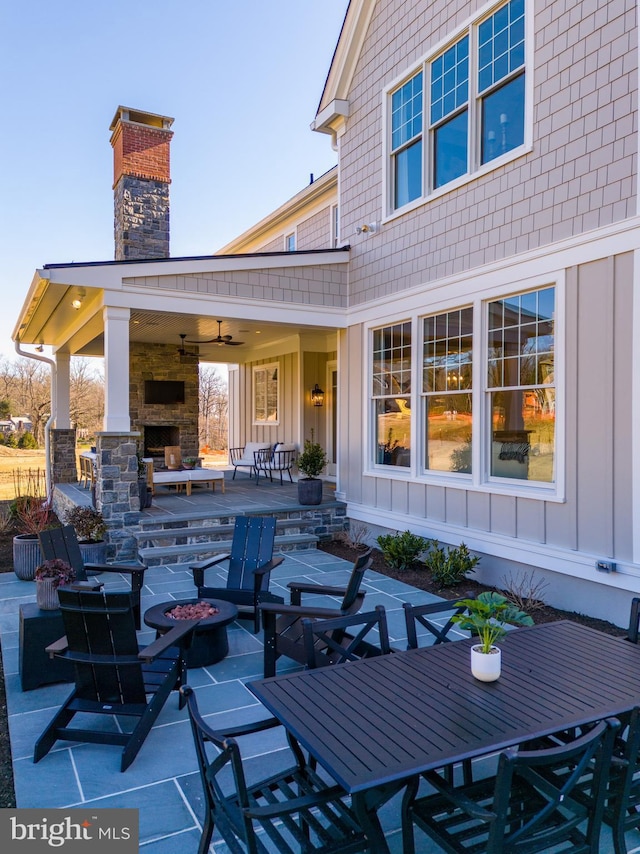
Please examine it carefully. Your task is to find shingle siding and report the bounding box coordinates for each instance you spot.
[339,0,637,306]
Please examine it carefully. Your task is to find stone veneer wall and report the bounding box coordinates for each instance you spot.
[50,428,77,484]
[114,176,170,261]
[129,343,200,461]
[94,433,141,560]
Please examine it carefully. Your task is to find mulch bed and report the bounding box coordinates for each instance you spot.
[318,539,628,639]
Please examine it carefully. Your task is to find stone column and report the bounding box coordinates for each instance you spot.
[95,432,141,560]
[50,429,77,484]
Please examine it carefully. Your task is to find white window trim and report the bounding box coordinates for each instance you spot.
[285,231,296,252]
[381,0,534,222]
[363,272,565,501]
[252,362,280,426]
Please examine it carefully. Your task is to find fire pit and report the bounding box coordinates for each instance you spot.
[143,598,238,668]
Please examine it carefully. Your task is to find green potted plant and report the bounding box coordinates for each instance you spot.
[452,591,534,682]
[296,435,328,505]
[65,506,108,565]
[35,558,76,610]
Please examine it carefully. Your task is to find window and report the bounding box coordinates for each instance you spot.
[368,284,557,491]
[253,364,279,424]
[391,72,423,208]
[285,233,295,252]
[422,308,473,472]
[331,205,339,247]
[388,0,526,208]
[372,322,411,467]
[487,287,555,482]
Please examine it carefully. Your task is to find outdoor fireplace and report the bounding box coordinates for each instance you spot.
[144,426,179,459]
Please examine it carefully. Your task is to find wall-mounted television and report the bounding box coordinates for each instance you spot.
[144,380,185,405]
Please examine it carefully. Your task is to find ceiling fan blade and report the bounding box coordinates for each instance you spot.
[224,340,244,345]
[184,338,217,344]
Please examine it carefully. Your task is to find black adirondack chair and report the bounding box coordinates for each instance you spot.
[181,685,370,854]
[403,596,475,649]
[402,717,620,854]
[190,516,284,633]
[38,525,146,628]
[260,548,372,677]
[34,588,196,771]
[302,605,392,668]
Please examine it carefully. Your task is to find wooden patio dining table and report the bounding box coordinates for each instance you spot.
[249,620,640,851]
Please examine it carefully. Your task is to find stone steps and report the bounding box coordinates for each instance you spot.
[135,500,347,566]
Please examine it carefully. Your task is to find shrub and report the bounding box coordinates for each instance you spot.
[11,495,57,535]
[424,540,480,588]
[376,530,429,570]
[18,432,38,449]
[297,439,327,479]
[65,506,107,542]
[501,569,549,613]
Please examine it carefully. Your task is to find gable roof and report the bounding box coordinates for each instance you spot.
[311,0,377,140]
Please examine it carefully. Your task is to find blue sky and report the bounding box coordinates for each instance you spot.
[0,1,347,357]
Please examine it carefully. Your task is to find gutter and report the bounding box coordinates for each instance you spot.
[14,340,55,497]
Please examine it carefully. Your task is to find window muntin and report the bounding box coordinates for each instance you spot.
[431,38,469,189]
[478,0,525,165]
[391,72,423,208]
[389,0,526,207]
[372,322,411,467]
[423,308,473,473]
[253,364,279,425]
[487,287,555,483]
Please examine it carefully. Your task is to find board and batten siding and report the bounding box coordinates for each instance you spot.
[340,253,634,566]
[236,352,299,447]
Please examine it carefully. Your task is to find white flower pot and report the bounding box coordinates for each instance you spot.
[471,644,501,681]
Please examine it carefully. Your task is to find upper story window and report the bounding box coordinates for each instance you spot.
[285,233,296,252]
[331,204,340,247]
[253,364,279,425]
[391,72,423,208]
[388,0,526,210]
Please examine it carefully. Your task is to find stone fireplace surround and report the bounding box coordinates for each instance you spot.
[129,342,200,464]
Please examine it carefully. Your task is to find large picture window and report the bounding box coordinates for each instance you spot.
[422,308,473,472]
[253,364,279,425]
[372,322,411,467]
[388,0,526,208]
[369,284,557,492]
[487,287,555,482]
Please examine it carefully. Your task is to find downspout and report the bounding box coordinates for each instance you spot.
[14,340,56,496]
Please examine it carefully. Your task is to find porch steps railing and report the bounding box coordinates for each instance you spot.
[135,500,347,566]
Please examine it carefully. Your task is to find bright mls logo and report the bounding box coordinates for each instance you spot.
[0,809,138,852]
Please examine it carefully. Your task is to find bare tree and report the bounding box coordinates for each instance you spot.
[70,357,104,436]
[199,365,228,450]
[0,358,51,444]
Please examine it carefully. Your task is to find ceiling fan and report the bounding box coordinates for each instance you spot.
[177,334,198,357]
[186,320,244,346]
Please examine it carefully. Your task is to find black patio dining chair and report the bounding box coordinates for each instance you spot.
[39,525,147,628]
[401,716,620,854]
[301,605,392,668]
[34,587,196,771]
[190,515,284,633]
[403,596,475,649]
[260,548,372,677]
[181,685,370,854]
[626,597,640,643]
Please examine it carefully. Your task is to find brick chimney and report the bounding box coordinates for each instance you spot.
[109,106,175,260]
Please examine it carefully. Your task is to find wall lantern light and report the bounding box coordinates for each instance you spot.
[311,383,324,407]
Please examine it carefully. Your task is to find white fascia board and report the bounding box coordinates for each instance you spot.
[311,99,350,135]
[103,288,349,329]
[346,216,640,327]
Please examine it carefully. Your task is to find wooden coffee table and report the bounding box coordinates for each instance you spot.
[144,598,238,668]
